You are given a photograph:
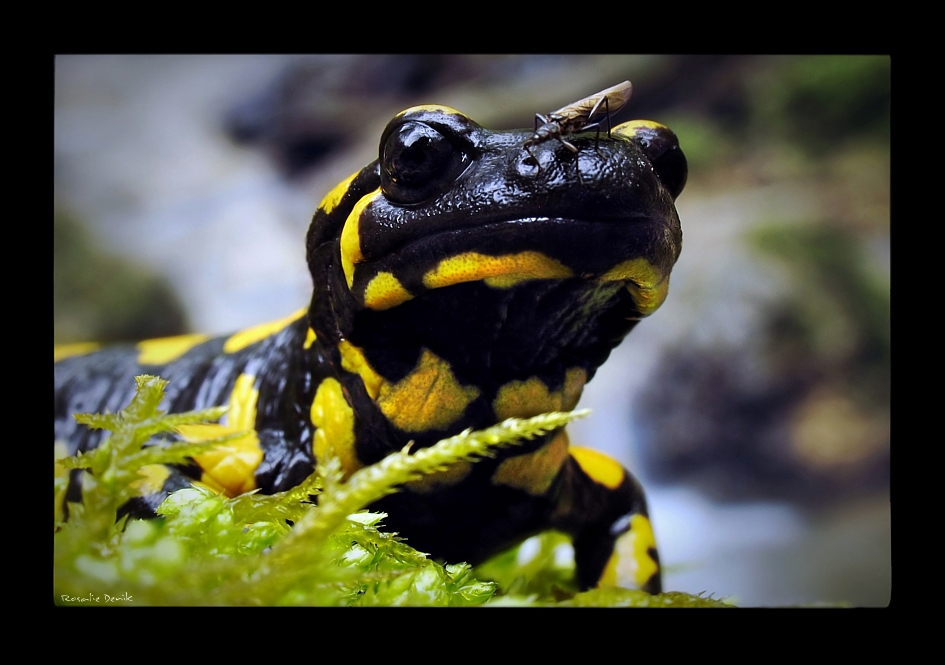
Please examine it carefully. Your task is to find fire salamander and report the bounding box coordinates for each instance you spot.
[55,99,686,593]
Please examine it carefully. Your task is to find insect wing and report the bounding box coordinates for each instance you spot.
[550,80,634,124]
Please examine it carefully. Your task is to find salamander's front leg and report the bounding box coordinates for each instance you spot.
[551,445,661,593]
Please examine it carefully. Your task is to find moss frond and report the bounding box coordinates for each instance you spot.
[561,588,734,608]
[284,410,587,552]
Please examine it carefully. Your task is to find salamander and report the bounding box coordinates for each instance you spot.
[54,96,686,593]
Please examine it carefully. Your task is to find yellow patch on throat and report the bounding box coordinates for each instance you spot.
[340,189,381,289]
[178,373,263,497]
[137,333,210,365]
[377,348,480,433]
[599,258,669,317]
[310,377,361,478]
[364,271,413,310]
[492,368,586,421]
[423,251,574,291]
[338,340,384,400]
[492,430,569,496]
[569,446,625,489]
[223,309,306,354]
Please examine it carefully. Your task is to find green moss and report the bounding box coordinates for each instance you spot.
[55,375,727,607]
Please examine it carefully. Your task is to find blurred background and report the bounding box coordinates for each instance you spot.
[54,54,890,606]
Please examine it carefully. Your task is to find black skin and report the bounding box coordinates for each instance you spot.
[56,104,686,592]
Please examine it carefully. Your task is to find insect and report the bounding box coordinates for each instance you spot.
[523,80,634,167]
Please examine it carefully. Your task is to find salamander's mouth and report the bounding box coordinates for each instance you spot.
[344,216,676,317]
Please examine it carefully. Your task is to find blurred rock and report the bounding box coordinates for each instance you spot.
[224,55,490,178]
[54,208,189,344]
[635,222,889,506]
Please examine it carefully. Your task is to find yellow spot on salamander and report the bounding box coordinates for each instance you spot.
[492,430,569,496]
[395,104,463,119]
[340,189,381,289]
[178,373,263,497]
[136,333,210,365]
[613,514,660,590]
[600,257,670,317]
[338,340,384,400]
[492,368,586,421]
[364,271,414,310]
[183,428,262,497]
[310,377,361,478]
[423,251,573,291]
[304,327,317,349]
[341,342,481,435]
[569,446,625,490]
[611,119,669,139]
[317,170,360,216]
[378,348,479,433]
[598,550,620,587]
[54,342,101,363]
[493,377,557,420]
[223,309,306,354]
[226,372,258,431]
[561,368,587,411]
[129,464,171,495]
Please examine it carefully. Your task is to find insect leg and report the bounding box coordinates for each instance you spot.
[583,95,615,152]
[602,95,613,139]
[556,137,585,186]
[558,137,579,154]
[526,143,541,173]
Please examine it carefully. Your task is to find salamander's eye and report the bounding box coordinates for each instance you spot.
[380,121,470,205]
[613,121,688,201]
[648,141,687,201]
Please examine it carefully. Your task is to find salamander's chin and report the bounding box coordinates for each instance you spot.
[347,276,641,387]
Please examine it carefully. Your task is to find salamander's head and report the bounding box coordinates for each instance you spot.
[304,105,685,444]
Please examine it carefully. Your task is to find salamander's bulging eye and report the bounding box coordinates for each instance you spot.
[613,121,688,201]
[385,124,447,185]
[635,127,688,201]
[380,121,470,205]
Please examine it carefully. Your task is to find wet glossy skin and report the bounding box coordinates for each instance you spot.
[55,102,686,592]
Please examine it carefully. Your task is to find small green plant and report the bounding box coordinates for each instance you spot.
[54,375,730,607]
